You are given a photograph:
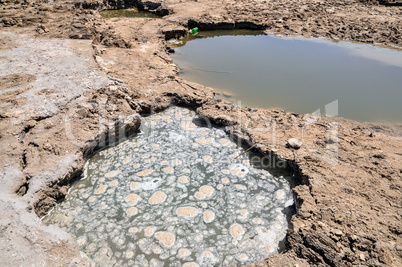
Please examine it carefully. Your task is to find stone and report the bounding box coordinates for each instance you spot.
[36,24,49,34]
[287,138,302,149]
[332,229,343,236]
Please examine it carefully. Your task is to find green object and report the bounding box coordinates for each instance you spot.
[191,27,199,35]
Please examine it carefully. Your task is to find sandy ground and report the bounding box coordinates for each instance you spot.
[0,0,401,266]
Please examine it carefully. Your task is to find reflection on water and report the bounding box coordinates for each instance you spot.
[303,38,402,68]
[100,8,161,19]
[170,30,402,122]
[43,107,294,266]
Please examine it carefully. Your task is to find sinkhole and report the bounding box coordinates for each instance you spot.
[169,30,402,123]
[43,107,295,266]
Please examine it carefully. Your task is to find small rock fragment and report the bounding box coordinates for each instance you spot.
[36,24,49,34]
[287,138,302,149]
[332,229,343,236]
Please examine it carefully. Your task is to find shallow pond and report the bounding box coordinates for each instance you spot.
[170,30,402,122]
[100,8,161,19]
[43,107,294,266]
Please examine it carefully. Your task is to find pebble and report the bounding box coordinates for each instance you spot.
[287,138,302,149]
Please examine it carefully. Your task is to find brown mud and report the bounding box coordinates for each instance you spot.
[0,0,401,266]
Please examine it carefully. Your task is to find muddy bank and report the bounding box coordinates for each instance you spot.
[0,0,401,266]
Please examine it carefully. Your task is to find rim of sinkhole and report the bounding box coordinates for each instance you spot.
[42,106,295,266]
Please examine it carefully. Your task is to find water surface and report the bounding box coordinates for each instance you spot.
[170,30,402,122]
[43,107,294,266]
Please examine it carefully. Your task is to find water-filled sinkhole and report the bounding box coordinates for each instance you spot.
[170,30,402,123]
[43,107,295,266]
[100,8,161,19]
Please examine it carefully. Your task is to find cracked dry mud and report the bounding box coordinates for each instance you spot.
[0,0,401,266]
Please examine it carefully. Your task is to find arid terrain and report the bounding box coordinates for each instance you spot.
[0,0,401,266]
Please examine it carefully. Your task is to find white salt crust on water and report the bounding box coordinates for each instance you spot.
[43,107,294,266]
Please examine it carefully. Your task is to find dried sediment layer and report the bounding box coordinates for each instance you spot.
[0,0,401,266]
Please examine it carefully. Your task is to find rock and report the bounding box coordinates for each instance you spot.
[332,229,343,236]
[36,24,49,34]
[287,138,302,149]
[362,129,373,137]
[357,239,372,251]
[359,253,365,261]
